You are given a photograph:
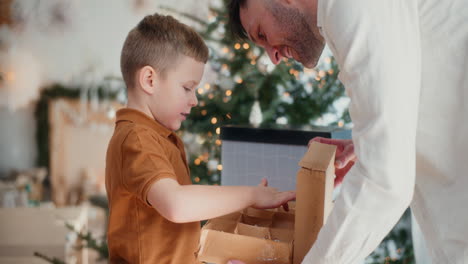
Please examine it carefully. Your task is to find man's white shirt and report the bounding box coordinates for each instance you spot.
[303,0,468,263]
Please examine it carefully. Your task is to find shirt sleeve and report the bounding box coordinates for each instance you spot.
[121,128,177,205]
[304,1,421,263]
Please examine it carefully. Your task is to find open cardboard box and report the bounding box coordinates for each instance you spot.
[198,142,336,264]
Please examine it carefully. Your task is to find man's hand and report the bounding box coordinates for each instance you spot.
[309,137,356,186]
[251,178,295,210]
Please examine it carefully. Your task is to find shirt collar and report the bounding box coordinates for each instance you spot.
[116,108,172,138]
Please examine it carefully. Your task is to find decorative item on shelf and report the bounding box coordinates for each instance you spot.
[0,167,47,208]
[34,82,124,207]
[48,98,123,206]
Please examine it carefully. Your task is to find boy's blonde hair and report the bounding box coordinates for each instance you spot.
[120,13,209,89]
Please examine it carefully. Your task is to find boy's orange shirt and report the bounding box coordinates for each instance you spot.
[105,108,201,264]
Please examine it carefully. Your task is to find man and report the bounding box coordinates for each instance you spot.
[226,0,468,263]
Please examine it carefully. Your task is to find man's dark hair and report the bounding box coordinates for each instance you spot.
[227,0,249,40]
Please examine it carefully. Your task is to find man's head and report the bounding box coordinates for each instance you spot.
[121,13,209,131]
[228,0,325,68]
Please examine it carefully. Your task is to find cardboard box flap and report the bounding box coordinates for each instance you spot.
[272,212,295,229]
[294,142,336,264]
[241,215,272,227]
[244,207,276,219]
[235,222,271,239]
[204,219,238,233]
[198,228,292,264]
[270,228,294,243]
[298,142,336,172]
[215,211,242,221]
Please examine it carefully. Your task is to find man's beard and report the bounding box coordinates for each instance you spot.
[269,3,325,68]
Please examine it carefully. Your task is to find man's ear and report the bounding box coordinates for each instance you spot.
[138,66,157,95]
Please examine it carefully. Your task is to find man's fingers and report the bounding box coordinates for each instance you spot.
[334,172,345,187]
[334,160,355,187]
[311,137,356,169]
[335,145,357,168]
[309,137,332,146]
[309,137,348,150]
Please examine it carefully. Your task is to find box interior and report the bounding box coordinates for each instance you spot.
[203,202,296,244]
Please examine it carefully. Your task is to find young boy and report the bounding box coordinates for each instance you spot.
[105,13,296,264]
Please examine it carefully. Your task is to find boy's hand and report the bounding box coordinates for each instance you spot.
[309,137,356,187]
[251,178,296,210]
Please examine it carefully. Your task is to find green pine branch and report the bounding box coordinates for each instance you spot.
[65,223,108,260]
[33,252,66,264]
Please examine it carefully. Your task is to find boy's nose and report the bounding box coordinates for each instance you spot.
[190,93,198,107]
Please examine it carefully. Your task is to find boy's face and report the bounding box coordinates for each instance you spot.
[150,55,204,131]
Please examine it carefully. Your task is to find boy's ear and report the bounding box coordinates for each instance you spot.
[138,66,157,95]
